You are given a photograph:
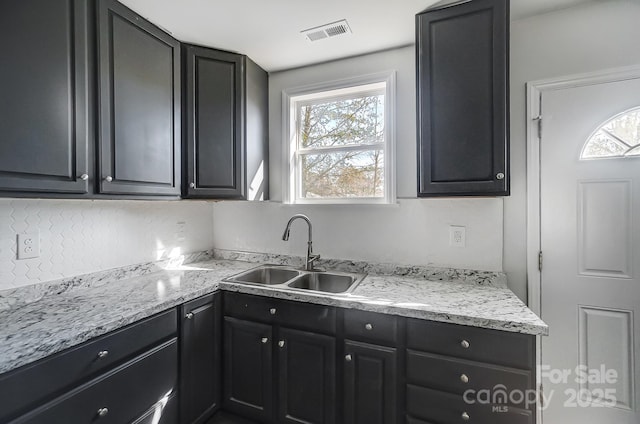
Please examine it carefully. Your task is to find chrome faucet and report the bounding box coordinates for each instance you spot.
[282,214,320,271]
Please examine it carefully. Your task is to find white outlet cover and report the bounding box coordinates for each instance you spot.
[17,231,40,260]
[449,225,466,248]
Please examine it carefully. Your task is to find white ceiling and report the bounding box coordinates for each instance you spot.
[119,0,603,72]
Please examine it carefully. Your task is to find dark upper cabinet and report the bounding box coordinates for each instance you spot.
[183,45,268,200]
[416,0,509,196]
[277,327,336,424]
[0,0,92,195]
[181,294,222,424]
[96,0,181,196]
[343,341,398,424]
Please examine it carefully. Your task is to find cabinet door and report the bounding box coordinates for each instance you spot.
[222,317,273,423]
[184,45,244,199]
[277,327,336,424]
[0,0,91,195]
[343,340,397,424]
[416,0,509,196]
[181,294,221,424]
[97,0,181,196]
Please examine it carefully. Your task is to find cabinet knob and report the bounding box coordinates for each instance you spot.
[278,340,285,348]
[97,350,109,359]
[97,407,109,417]
[104,176,113,182]
[460,374,469,384]
[460,340,470,349]
[461,412,470,421]
[269,308,277,315]
[79,174,89,181]
[261,337,269,344]
[185,312,194,320]
[496,172,505,180]
[345,354,352,362]
[364,323,373,331]
[189,182,196,188]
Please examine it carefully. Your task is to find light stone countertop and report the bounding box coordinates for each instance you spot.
[0,257,547,375]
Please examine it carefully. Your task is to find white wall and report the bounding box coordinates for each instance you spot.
[0,199,214,290]
[506,0,640,300]
[213,199,503,271]
[212,46,505,274]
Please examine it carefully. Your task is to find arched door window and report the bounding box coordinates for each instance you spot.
[580,107,640,159]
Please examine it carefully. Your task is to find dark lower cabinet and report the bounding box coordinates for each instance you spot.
[405,318,536,424]
[223,317,274,422]
[181,294,222,424]
[97,0,181,196]
[222,293,337,424]
[343,340,397,424]
[277,328,336,424]
[183,45,268,200]
[11,339,179,424]
[0,0,92,195]
[416,0,509,196]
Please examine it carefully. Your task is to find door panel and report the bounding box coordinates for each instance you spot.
[0,0,90,194]
[344,340,397,424]
[97,0,180,196]
[181,294,221,424]
[184,46,244,198]
[540,77,640,423]
[222,317,273,422]
[277,327,336,424]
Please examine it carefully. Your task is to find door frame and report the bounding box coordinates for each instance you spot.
[525,64,640,424]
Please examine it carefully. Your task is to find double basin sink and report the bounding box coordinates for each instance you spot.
[224,265,365,294]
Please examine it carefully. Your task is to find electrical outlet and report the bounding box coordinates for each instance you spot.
[17,231,40,260]
[449,226,466,248]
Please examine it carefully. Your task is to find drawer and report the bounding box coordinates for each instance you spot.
[0,308,177,422]
[12,338,179,424]
[407,351,533,406]
[407,385,533,424]
[223,292,336,335]
[406,319,534,369]
[344,309,398,345]
[224,291,276,322]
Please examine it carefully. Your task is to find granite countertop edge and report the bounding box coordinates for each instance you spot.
[0,258,548,375]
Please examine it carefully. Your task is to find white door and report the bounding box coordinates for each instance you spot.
[540,76,640,423]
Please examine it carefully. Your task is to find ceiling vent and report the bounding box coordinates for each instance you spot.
[301,19,352,42]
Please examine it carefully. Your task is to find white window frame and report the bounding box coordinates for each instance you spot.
[282,71,396,205]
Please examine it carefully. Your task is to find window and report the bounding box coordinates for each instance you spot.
[581,107,640,159]
[283,72,395,204]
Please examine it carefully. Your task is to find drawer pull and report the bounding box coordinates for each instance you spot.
[460,374,469,383]
[460,340,470,349]
[461,412,470,421]
[261,337,269,344]
[270,308,277,315]
[365,323,373,331]
[278,340,285,348]
[185,312,194,320]
[97,350,109,359]
[345,354,352,362]
[97,407,109,417]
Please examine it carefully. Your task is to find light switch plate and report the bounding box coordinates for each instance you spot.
[17,231,40,260]
[449,225,466,248]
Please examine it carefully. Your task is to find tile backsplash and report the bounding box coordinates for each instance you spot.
[0,199,214,290]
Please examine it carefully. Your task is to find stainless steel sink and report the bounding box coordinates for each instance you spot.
[286,272,358,293]
[228,266,301,285]
[224,265,364,294]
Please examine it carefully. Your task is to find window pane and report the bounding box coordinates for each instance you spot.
[300,150,384,198]
[581,107,640,159]
[299,94,384,149]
